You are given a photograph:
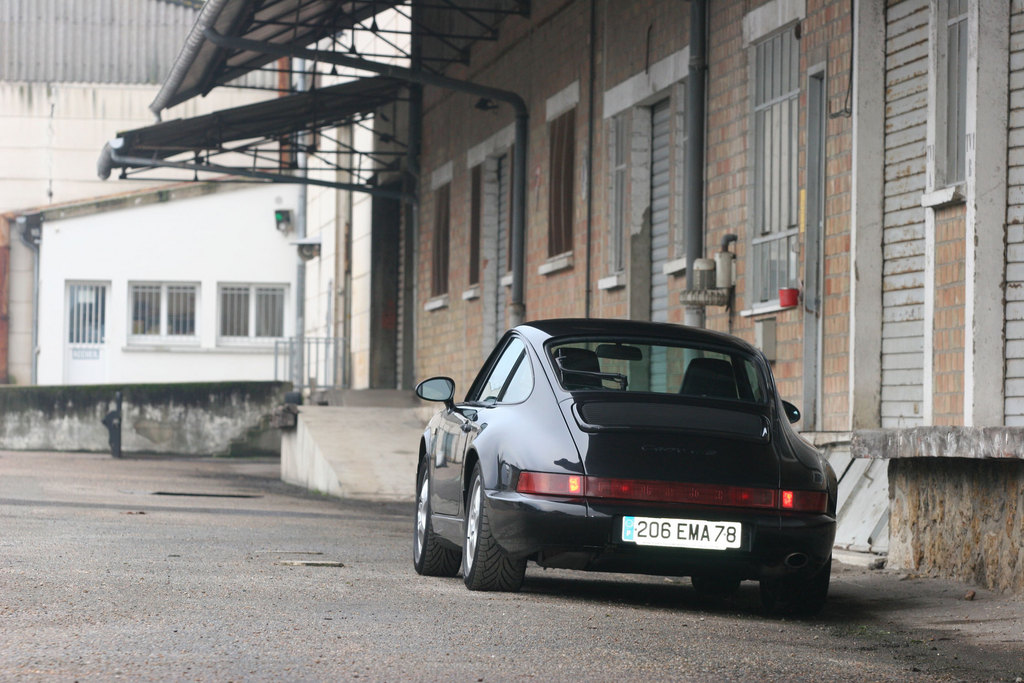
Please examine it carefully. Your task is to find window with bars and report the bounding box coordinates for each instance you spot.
[751,25,800,304]
[548,108,576,257]
[67,284,106,344]
[431,183,450,297]
[219,284,285,340]
[130,283,197,340]
[943,0,968,185]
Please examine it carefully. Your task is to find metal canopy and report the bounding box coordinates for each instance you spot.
[99,0,529,197]
[99,76,409,197]
[151,0,529,115]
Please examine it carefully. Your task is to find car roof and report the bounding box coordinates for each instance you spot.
[516,318,762,356]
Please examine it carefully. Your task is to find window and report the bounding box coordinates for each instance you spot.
[431,183,450,297]
[547,337,767,404]
[943,0,968,185]
[548,108,575,257]
[219,284,285,339]
[469,166,482,287]
[130,283,197,340]
[609,112,629,274]
[751,25,800,304]
[473,337,532,404]
[67,283,106,344]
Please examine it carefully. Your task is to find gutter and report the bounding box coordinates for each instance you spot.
[149,0,232,119]
[201,28,531,327]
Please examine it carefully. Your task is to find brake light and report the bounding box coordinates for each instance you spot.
[782,489,828,513]
[516,472,827,512]
[516,472,584,496]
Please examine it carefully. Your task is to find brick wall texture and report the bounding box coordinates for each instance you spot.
[412,0,991,436]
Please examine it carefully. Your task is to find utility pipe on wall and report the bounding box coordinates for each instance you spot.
[684,0,708,329]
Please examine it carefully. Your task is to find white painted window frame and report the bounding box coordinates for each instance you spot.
[127,281,200,346]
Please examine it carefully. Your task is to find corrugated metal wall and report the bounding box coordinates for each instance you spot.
[881,0,929,428]
[0,0,199,84]
[1006,2,1024,425]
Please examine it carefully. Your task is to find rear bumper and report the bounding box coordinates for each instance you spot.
[486,489,835,580]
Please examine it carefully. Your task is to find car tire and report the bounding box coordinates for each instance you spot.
[760,555,831,617]
[691,574,741,598]
[413,464,461,577]
[462,464,526,592]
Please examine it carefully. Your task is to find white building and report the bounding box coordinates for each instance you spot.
[33,183,300,385]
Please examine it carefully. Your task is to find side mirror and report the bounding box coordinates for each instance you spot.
[781,400,800,424]
[415,376,456,409]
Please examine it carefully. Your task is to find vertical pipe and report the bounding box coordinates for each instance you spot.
[584,0,597,318]
[294,58,307,390]
[684,0,708,328]
[508,112,528,328]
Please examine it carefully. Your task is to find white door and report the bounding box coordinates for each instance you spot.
[64,282,108,384]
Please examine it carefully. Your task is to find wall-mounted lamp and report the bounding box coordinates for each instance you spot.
[275,209,294,233]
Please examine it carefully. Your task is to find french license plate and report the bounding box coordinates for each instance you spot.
[621,516,741,550]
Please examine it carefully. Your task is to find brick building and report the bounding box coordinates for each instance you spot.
[94,0,1023,591]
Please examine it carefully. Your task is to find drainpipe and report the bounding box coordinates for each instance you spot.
[684,0,708,328]
[294,59,307,390]
[583,0,597,319]
[15,214,41,384]
[202,29,530,328]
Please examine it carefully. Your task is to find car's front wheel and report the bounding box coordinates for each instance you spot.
[413,464,461,577]
[462,464,526,591]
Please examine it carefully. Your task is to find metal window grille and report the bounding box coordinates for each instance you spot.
[610,112,629,273]
[68,284,106,344]
[431,183,450,296]
[945,0,968,185]
[131,284,161,335]
[167,285,196,336]
[752,26,800,303]
[548,108,575,257]
[255,287,284,337]
[220,286,250,337]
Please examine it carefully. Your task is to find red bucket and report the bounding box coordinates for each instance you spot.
[778,288,799,308]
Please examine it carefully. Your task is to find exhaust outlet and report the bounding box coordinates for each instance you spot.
[784,552,809,569]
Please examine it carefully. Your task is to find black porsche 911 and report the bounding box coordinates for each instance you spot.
[413,318,837,615]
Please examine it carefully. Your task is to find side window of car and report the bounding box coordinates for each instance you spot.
[476,338,527,403]
[475,337,532,403]
[499,350,533,403]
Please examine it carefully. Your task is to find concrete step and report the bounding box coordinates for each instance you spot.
[281,405,427,502]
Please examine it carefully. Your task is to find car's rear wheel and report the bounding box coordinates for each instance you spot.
[760,555,831,617]
[413,464,461,577]
[691,574,741,597]
[462,464,526,591]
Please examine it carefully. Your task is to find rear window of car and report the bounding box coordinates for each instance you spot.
[548,338,767,404]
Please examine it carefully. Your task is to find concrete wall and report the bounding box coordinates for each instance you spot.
[889,458,1023,594]
[853,427,1024,594]
[0,381,289,456]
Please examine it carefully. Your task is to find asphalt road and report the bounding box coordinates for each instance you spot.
[1,451,1022,682]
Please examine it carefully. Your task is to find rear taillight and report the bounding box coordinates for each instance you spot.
[516,472,827,513]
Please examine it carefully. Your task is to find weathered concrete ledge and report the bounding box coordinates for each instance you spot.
[851,426,1024,595]
[851,427,1024,459]
[0,382,289,456]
